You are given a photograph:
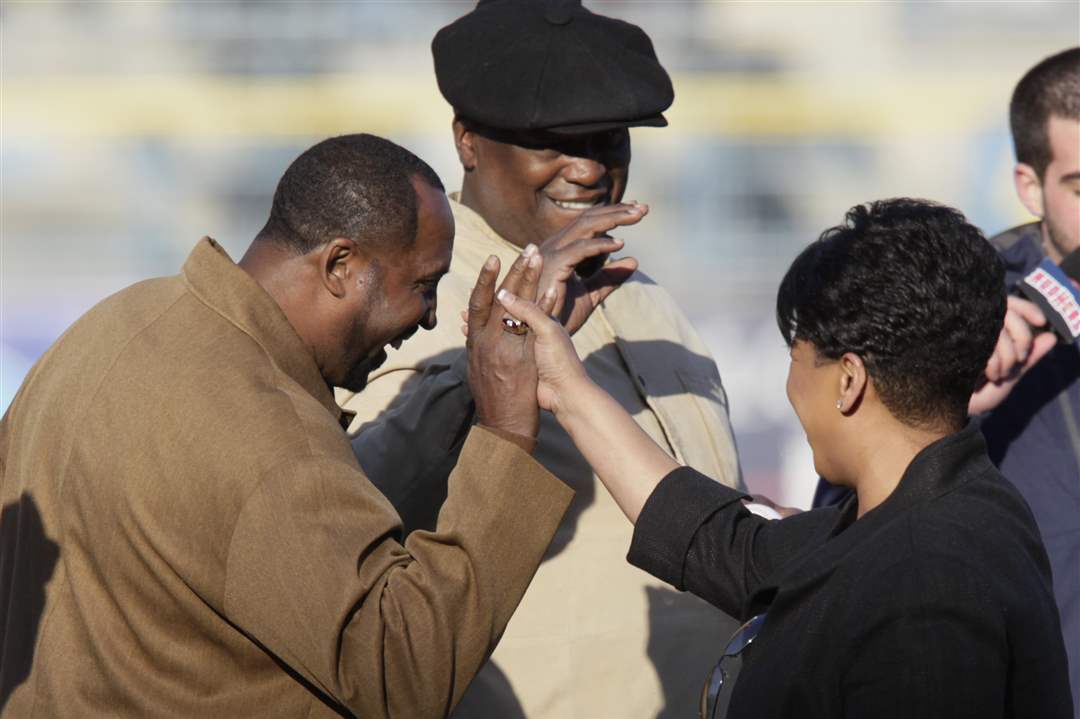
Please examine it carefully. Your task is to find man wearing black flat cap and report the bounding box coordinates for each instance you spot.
[339,2,743,716]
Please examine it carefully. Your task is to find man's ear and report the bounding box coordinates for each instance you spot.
[318,238,355,299]
[837,352,868,414]
[453,118,478,171]
[1014,162,1045,219]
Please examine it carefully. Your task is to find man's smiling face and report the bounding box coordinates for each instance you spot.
[456,121,631,248]
[338,178,453,392]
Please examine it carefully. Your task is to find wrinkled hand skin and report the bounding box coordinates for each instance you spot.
[466,246,546,440]
[492,286,592,419]
[535,202,645,335]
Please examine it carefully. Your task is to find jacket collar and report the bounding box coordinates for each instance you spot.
[749,421,994,612]
[181,238,353,430]
[992,222,1045,287]
[447,192,523,256]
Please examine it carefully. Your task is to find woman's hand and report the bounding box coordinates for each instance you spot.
[494,287,593,418]
[497,285,678,523]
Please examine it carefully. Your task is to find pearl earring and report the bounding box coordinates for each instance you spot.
[836,400,842,410]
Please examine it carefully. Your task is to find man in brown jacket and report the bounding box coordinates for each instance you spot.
[0,134,576,718]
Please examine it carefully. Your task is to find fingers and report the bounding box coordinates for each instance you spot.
[585,257,639,306]
[564,209,643,246]
[1025,332,1057,370]
[985,328,1017,383]
[496,244,536,296]
[1007,295,1047,328]
[568,201,648,225]
[518,247,544,304]
[467,255,500,337]
[985,299,1047,381]
[541,202,648,252]
[1001,304,1035,364]
[537,286,558,316]
[969,330,1058,415]
[569,202,648,237]
[463,248,546,337]
[496,288,560,338]
[490,244,538,330]
[552,236,625,272]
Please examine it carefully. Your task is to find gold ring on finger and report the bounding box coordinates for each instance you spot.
[501,316,529,336]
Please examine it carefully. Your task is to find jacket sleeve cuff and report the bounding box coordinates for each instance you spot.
[627,466,749,590]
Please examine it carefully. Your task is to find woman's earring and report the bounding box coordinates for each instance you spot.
[836,400,843,410]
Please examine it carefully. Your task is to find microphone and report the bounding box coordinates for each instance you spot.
[1016,248,1080,347]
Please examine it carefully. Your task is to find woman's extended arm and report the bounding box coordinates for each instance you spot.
[496,288,680,523]
[553,376,679,523]
[497,288,840,617]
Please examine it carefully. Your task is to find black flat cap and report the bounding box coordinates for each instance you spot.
[432,0,674,134]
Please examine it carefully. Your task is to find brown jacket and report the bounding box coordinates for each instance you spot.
[0,238,572,718]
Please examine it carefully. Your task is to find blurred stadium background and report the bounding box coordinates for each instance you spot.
[3,0,1077,507]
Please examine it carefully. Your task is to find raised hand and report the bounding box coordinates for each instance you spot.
[465,244,549,441]
[536,202,645,334]
[969,295,1057,415]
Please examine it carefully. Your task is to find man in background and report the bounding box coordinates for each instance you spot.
[339,1,743,717]
[970,46,1080,713]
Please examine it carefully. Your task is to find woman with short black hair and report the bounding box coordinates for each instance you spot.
[495,198,1073,718]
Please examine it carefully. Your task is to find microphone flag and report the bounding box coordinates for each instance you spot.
[1018,255,1080,347]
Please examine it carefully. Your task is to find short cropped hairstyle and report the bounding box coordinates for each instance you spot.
[1010,47,1080,180]
[776,199,1006,430]
[257,134,444,254]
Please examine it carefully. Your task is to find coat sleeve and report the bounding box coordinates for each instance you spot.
[840,554,1009,719]
[627,467,837,619]
[221,425,573,719]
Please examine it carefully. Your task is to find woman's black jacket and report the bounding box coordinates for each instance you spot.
[628,422,1073,718]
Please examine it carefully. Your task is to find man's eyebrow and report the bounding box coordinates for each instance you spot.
[1059,171,1080,183]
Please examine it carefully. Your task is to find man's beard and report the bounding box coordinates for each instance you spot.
[1045,213,1078,262]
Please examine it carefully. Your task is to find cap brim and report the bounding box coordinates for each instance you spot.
[547,113,668,135]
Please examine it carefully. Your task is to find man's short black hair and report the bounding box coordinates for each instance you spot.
[776,198,1006,430]
[257,134,444,254]
[1010,47,1080,180]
